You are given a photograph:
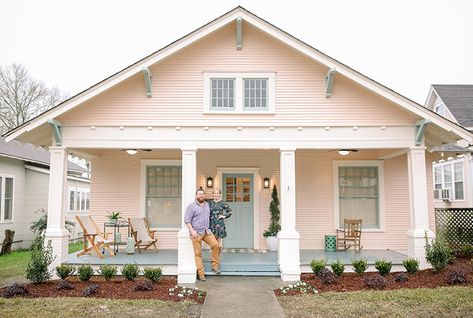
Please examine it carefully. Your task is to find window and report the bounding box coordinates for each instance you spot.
[433,159,464,200]
[434,103,446,117]
[0,175,14,222]
[68,187,90,212]
[204,73,275,113]
[334,161,384,230]
[146,166,182,228]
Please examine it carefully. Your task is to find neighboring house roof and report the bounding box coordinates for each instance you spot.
[431,144,471,153]
[432,85,473,128]
[3,6,473,144]
[0,137,87,173]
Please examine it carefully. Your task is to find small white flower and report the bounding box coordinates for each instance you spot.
[178,293,184,298]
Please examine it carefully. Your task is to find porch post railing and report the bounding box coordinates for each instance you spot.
[177,148,197,284]
[278,148,301,281]
[406,147,434,268]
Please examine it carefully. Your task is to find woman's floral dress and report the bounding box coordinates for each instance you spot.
[209,200,232,239]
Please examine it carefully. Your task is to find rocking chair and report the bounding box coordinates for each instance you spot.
[336,219,362,252]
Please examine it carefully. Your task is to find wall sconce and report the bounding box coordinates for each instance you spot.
[263,177,270,189]
[125,149,138,155]
[206,176,214,188]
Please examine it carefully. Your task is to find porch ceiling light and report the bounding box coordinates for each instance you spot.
[263,177,270,189]
[338,149,358,156]
[125,149,138,155]
[206,176,214,188]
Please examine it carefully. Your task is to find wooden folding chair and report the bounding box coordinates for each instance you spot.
[336,219,362,252]
[128,217,157,254]
[76,215,115,258]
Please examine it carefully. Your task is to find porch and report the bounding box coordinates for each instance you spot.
[66,248,408,276]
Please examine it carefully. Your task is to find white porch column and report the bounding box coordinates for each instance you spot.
[406,147,434,268]
[45,146,69,271]
[278,149,301,281]
[177,149,197,284]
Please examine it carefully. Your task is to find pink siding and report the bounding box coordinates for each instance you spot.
[59,22,418,126]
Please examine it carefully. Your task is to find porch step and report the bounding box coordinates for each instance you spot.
[203,263,280,275]
[205,271,281,277]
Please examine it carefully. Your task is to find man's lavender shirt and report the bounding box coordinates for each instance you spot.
[184,201,212,235]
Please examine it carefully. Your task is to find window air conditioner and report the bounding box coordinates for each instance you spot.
[440,188,451,201]
[433,189,440,200]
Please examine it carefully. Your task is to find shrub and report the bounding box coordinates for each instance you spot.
[57,280,74,291]
[1,283,29,298]
[309,259,326,276]
[459,244,473,257]
[83,284,100,297]
[263,185,281,237]
[122,264,140,281]
[425,232,452,272]
[318,268,337,285]
[25,236,56,283]
[403,258,420,274]
[364,275,387,290]
[134,280,154,291]
[446,271,467,285]
[374,259,392,276]
[99,265,118,281]
[143,267,162,283]
[77,264,94,281]
[394,273,408,283]
[55,264,76,280]
[351,258,368,275]
[330,260,345,276]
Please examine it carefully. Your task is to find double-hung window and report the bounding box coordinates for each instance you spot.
[68,187,90,212]
[204,73,275,113]
[433,159,464,201]
[0,175,14,222]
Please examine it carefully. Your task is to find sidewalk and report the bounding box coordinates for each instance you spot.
[196,276,286,318]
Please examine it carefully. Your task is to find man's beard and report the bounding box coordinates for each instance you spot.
[197,196,205,203]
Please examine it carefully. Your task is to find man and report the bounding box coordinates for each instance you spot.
[184,188,221,281]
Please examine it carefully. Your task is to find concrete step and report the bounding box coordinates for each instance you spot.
[203,263,279,273]
[204,271,281,277]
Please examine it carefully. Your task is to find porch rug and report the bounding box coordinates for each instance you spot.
[221,248,268,253]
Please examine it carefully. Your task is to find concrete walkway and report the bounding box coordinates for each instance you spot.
[196,276,286,318]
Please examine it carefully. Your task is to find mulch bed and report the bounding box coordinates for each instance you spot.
[275,258,473,296]
[0,276,206,303]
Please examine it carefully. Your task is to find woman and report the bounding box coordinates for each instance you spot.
[209,187,232,249]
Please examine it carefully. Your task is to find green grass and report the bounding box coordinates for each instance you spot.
[278,286,473,318]
[0,298,201,318]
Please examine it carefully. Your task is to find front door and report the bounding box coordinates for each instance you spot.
[222,174,254,248]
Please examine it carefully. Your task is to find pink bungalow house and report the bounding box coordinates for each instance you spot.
[4,7,472,283]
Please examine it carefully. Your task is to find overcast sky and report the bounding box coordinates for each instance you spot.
[1,0,472,105]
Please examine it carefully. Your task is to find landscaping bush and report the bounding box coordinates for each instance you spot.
[425,232,452,272]
[309,259,327,276]
[143,267,162,283]
[83,284,100,297]
[364,274,387,290]
[318,268,337,285]
[403,258,420,274]
[374,259,392,276]
[1,283,29,298]
[25,236,55,283]
[122,264,140,281]
[330,260,345,276]
[351,258,368,275]
[394,272,408,283]
[458,244,473,258]
[446,271,467,285]
[77,264,94,281]
[98,265,118,281]
[57,280,74,291]
[134,280,154,291]
[55,264,75,280]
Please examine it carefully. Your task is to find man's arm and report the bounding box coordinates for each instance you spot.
[184,204,199,239]
[186,222,199,239]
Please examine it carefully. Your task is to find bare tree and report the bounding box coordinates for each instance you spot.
[0,64,69,134]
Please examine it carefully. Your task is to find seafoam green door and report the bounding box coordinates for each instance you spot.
[222,174,254,248]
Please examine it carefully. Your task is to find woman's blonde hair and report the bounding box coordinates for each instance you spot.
[213,187,222,195]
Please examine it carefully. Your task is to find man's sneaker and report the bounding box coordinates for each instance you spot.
[197,275,206,281]
[212,267,222,275]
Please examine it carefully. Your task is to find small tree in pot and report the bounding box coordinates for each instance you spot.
[263,185,281,251]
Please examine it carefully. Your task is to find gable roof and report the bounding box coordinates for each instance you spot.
[0,137,86,173]
[432,85,473,128]
[3,6,473,144]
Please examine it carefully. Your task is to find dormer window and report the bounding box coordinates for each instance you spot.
[204,72,275,113]
[435,103,446,117]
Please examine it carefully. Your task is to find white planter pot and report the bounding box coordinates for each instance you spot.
[266,236,278,251]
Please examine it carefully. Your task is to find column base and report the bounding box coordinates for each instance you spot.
[44,231,69,277]
[278,229,301,281]
[177,228,196,284]
[407,228,435,269]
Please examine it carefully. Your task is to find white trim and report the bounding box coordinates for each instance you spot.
[0,173,15,223]
[333,160,385,231]
[140,159,182,228]
[432,157,466,202]
[216,167,260,250]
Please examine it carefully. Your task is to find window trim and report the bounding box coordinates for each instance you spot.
[333,161,385,232]
[433,158,465,202]
[68,186,90,213]
[0,174,15,223]
[203,72,275,114]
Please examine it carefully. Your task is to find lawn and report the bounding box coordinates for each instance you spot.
[278,286,473,318]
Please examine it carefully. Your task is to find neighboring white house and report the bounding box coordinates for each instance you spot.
[0,137,90,250]
[425,85,473,208]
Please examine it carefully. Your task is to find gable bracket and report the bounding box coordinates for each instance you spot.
[325,68,336,98]
[415,119,431,146]
[47,119,63,146]
[236,17,242,50]
[142,67,152,98]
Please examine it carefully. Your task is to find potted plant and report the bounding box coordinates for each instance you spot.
[107,211,121,224]
[263,185,281,251]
